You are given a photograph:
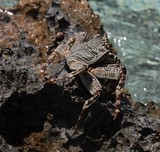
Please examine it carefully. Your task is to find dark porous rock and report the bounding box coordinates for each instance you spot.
[0,0,160,152]
[101,102,160,152]
[0,135,19,152]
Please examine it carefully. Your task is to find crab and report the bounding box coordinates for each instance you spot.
[40,32,126,133]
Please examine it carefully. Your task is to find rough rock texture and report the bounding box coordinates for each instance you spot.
[0,0,160,152]
[0,0,52,53]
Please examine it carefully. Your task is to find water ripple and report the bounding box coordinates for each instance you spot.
[89,0,160,103]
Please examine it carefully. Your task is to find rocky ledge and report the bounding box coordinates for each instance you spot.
[0,0,160,152]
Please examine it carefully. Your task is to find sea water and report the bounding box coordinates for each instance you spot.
[89,0,160,104]
[1,0,160,104]
[0,0,18,7]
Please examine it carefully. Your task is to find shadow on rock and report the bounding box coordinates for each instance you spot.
[0,83,75,146]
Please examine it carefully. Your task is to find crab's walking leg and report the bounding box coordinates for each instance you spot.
[47,63,87,84]
[89,64,126,119]
[39,44,69,81]
[74,71,102,133]
[70,32,87,52]
[114,65,126,119]
[89,64,121,80]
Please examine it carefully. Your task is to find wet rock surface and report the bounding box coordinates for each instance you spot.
[0,0,160,152]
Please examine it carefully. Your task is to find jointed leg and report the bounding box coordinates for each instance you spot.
[47,65,87,84]
[89,64,126,120]
[89,64,121,80]
[74,90,101,133]
[70,32,87,52]
[114,65,126,119]
[39,44,69,81]
[74,71,102,133]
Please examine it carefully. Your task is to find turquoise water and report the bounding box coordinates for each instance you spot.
[0,0,160,104]
[0,0,18,7]
[89,0,160,104]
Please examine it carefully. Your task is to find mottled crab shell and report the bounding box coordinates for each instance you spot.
[67,33,110,66]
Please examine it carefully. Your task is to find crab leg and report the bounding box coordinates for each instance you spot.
[89,64,121,80]
[114,65,126,119]
[45,58,88,83]
[70,32,87,52]
[89,64,126,119]
[74,71,102,132]
[39,44,69,81]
